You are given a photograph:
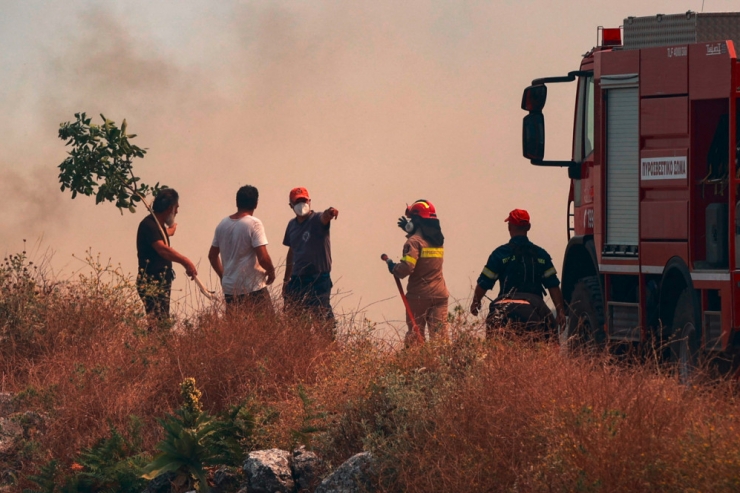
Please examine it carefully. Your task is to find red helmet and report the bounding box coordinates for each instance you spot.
[405,199,437,219]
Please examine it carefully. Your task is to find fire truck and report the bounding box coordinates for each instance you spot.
[521,12,740,377]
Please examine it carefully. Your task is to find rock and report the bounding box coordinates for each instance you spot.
[0,418,23,456]
[315,452,375,493]
[213,467,240,492]
[292,446,325,492]
[15,411,46,437]
[141,471,178,493]
[243,448,295,493]
[0,394,12,418]
[1,468,18,490]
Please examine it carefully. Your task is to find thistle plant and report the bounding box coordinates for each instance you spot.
[180,377,203,423]
[142,378,249,492]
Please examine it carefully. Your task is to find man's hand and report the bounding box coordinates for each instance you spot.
[470,299,482,316]
[555,309,566,330]
[266,270,276,286]
[166,223,177,236]
[320,207,339,225]
[397,217,409,231]
[183,259,197,279]
[386,259,396,274]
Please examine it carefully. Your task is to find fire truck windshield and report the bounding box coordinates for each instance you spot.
[574,75,595,163]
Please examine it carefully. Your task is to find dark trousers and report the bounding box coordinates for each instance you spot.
[485,292,556,338]
[136,273,172,331]
[225,287,274,317]
[284,273,335,323]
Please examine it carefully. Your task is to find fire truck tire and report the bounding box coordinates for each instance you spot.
[670,288,701,383]
[563,276,605,352]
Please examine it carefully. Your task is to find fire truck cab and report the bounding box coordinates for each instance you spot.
[521,12,740,376]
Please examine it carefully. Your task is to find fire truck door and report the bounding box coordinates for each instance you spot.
[604,82,640,250]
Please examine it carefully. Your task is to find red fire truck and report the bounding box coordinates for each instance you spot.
[521,12,740,377]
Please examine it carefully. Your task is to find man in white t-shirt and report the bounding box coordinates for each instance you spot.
[208,185,276,315]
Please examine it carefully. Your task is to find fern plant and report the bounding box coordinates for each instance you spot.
[23,419,149,493]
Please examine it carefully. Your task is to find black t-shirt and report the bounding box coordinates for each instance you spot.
[137,215,171,277]
[282,212,332,276]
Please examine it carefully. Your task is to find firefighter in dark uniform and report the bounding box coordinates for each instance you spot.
[470,209,565,337]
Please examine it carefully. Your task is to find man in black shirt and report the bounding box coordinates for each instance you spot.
[136,188,197,330]
[470,209,565,337]
[282,187,338,325]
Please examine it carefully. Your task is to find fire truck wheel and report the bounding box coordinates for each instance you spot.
[563,276,605,353]
[670,288,701,383]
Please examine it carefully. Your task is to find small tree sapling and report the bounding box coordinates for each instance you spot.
[58,112,214,299]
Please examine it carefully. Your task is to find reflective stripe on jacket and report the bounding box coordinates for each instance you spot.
[393,235,449,299]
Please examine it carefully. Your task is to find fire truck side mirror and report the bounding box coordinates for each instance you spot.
[521,85,547,112]
[568,161,582,180]
[522,112,545,161]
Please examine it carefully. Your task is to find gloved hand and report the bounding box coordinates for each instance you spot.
[397,217,409,231]
[386,259,396,274]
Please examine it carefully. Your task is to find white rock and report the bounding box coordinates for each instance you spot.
[315,452,374,493]
[243,448,295,493]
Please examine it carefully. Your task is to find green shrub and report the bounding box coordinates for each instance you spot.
[24,418,149,493]
[142,378,252,492]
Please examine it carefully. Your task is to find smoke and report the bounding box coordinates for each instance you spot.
[0,0,702,326]
[0,1,581,326]
[0,166,65,241]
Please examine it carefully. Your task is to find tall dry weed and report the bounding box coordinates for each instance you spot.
[306,330,740,492]
[1,252,335,477]
[3,250,740,492]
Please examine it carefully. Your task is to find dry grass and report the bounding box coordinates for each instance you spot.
[3,252,740,492]
[306,331,740,492]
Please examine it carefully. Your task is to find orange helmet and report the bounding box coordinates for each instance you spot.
[405,200,437,219]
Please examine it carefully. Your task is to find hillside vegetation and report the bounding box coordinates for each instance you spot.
[2,249,740,492]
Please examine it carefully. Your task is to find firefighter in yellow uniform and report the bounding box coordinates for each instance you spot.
[386,200,449,344]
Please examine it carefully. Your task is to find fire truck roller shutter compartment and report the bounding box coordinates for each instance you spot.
[603,75,640,253]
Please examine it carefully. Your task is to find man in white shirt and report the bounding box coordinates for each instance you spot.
[209,185,276,315]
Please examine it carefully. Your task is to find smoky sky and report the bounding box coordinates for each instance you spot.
[0,0,730,332]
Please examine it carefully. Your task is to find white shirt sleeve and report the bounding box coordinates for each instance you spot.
[251,218,268,248]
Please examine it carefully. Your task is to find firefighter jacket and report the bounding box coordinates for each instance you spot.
[393,234,449,300]
[476,236,560,298]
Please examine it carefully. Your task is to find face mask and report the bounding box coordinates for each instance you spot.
[165,212,176,227]
[404,219,415,233]
[293,202,310,217]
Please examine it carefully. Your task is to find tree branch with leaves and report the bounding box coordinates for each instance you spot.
[58,112,214,299]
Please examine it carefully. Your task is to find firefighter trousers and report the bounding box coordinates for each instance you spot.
[406,297,449,342]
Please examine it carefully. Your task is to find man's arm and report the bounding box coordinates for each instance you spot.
[284,248,294,281]
[320,207,339,225]
[208,246,223,280]
[255,245,276,285]
[152,240,197,278]
[282,248,294,297]
[548,286,566,325]
[470,284,487,316]
[471,250,501,315]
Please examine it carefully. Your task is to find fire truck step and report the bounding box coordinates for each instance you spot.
[607,302,640,342]
[703,311,722,352]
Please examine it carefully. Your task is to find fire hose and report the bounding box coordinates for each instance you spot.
[146,208,216,301]
[381,254,424,345]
